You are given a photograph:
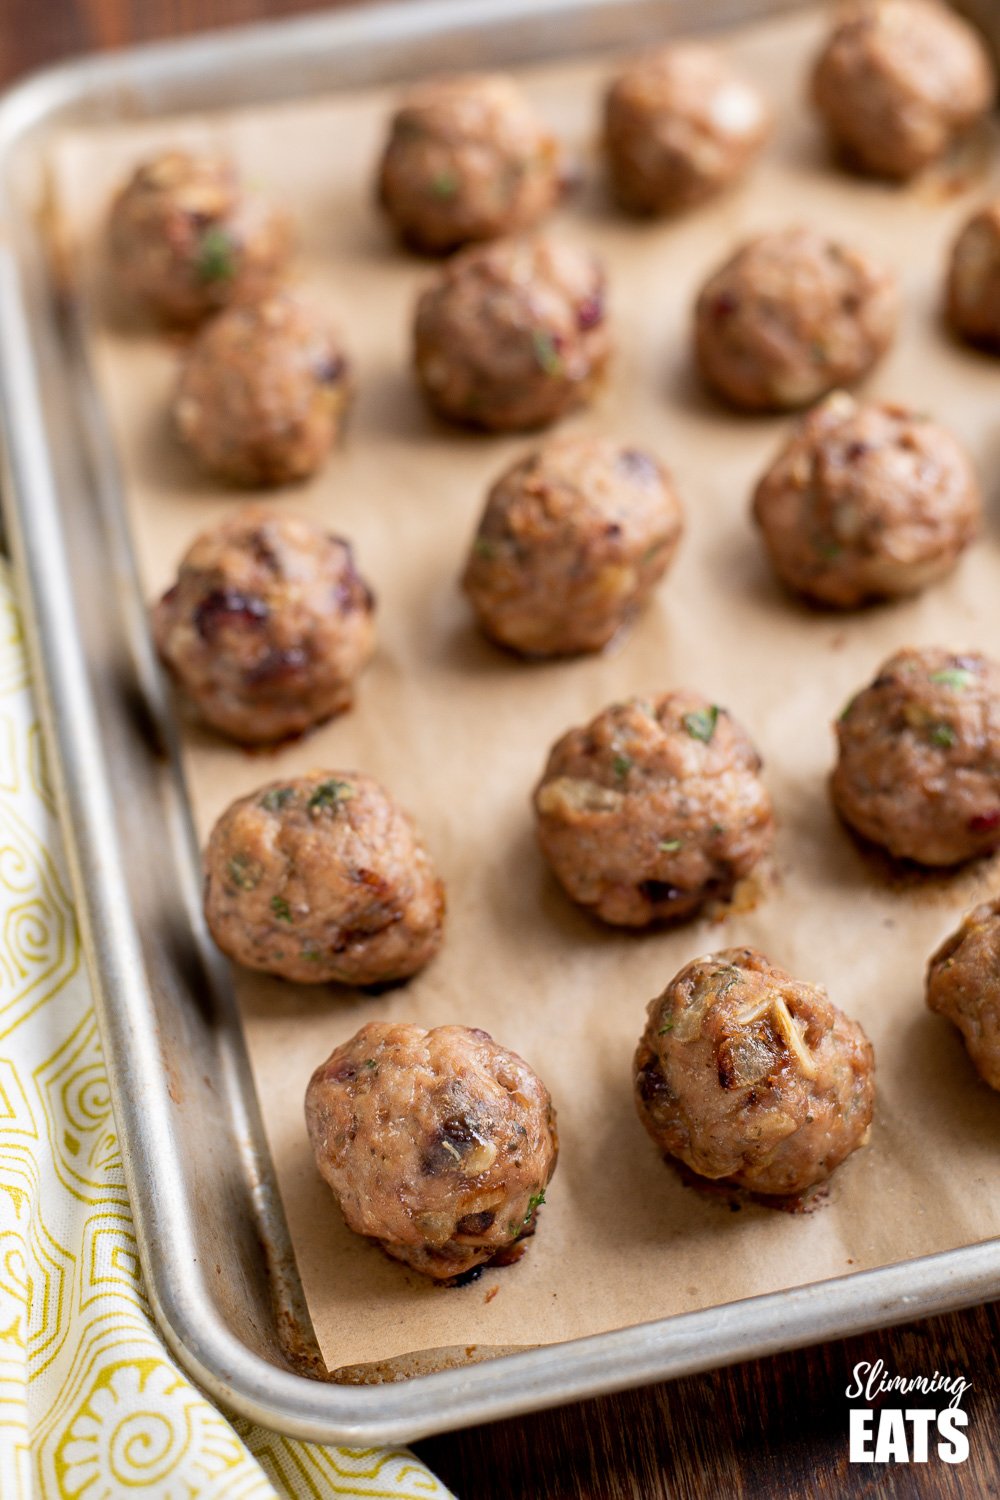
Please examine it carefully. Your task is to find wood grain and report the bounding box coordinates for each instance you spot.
[4,4,998,1496]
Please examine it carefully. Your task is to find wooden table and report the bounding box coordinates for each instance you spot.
[6,4,998,1495]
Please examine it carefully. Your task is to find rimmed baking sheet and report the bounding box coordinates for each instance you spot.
[47,1,1000,1378]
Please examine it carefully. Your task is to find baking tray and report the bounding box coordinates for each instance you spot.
[1,0,999,1446]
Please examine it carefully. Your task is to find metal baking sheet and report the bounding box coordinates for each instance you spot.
[0,0,998,1445]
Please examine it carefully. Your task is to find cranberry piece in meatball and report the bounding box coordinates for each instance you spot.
[174,291,351,486]
[305,1022,558,1280]
[752,392,981,608]
[832,647,1000,866]
[926,900,1000,1090]
[462,437,683,656]
[634,947,875,1197]
[694,228,898,412]
[108,150,292,325]
[413,235,611,431]
[203,772,445,986]
[533,693,774,927]
[812,0,995,181]
[947,201,1000,351]
[152,508,375,744]
[378,73,562,254]
[604,43,770,215]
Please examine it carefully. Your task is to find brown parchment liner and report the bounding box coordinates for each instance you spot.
[48,5,1000,1378]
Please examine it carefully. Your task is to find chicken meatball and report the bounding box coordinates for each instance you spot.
[752,392,981,608]
[462,438,683,656]
[152,508,375,744]
[694,228,898,412]
[604,43,770,216]
[305,1022,558,1280]
[947,201,1000,351]
[378,73,562,253]
[413,235,610,431]
[812,0,995,181]
[203,772,445,985]
[634,947,875,1197]
[832,647,1000,866]
[108,149,292,325]
[926,900,1000,1090]
[174,291,351,485]
[533,693,774,927]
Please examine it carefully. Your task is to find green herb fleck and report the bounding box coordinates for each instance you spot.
[815,539,843,561]
[929,722,957,749]
[710,823,725,837]
[658,1020,675,1035]
[227,853,261,891]
[302,949,323,963]
[363,1058,378,1070]
[612,754,632,780]
[524,1189,546,1222]
[930,668,974,690]
[260,786,296,812]
[430,169,459,199]
[473,537,497,560]
[683,705,720,744]
[658,838,683,853]
[810,339,828,364]
[642,539,668,564]
[196,225,236,284]
[270,895,292,923]
[531,328,563,377]
[308,778,355,814]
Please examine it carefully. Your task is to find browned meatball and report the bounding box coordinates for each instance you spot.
[108,150,292,325]
[947,201,1000,350]
[812,0,995,181]
[634,947,875,1197]
[377,73,562,254]
[694,228,898,412]
[203,772,445,985]
[413,235,611,431]
[832,647,1000,866]
[752,392,981,608]
[305,1022,558,1280]
[174,291,351,485]
[462,438,683,656]
[926,900,1000,1090]
[152,508,375,744]
[604,43,770,215]
[533,694,774,927]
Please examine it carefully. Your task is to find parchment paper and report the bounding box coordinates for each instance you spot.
[49,4,1000,1376]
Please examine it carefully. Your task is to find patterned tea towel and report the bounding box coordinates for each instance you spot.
[0,554,454,1497]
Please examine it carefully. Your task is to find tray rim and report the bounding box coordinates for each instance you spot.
[0,0,997,1446]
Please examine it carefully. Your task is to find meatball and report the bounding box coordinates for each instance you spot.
[926,900,1000,1090]
[947,201,1000,351]
[832,647,1000,866]
[377,73,562,253]
[812,0,995,181]
[694,228,898,412]
[462,438,683,656]
[752,392,981,608]
[174,291,351,486]
[604,43,770,215]
[152,508,375,744]
[305,1022,558,1280]
[108,149,292,325]
[533,693,774,927]
[203,771,445,985]
[634,947,875,1197]
[413,235,610,431]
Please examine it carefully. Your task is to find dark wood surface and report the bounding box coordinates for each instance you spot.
[6,4,998,1496]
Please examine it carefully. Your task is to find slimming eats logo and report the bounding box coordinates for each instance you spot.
[846,1360,971,1465]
